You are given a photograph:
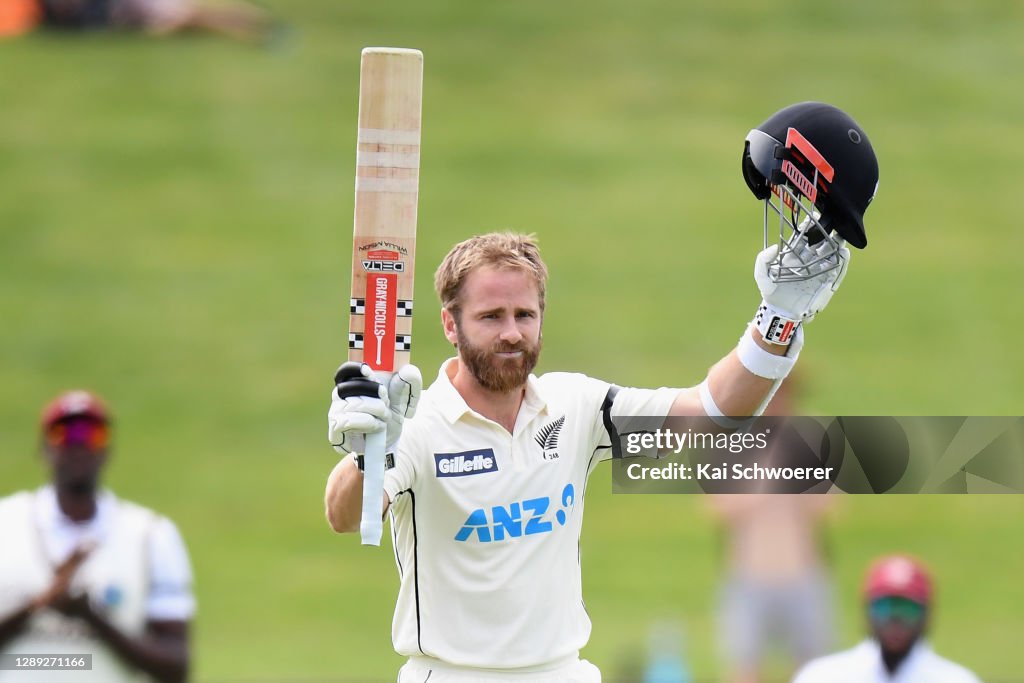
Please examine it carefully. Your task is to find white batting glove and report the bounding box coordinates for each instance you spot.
[327,362,422,456]
[754,238,850,322]
[328,363,388,456]
[381,365,422,451]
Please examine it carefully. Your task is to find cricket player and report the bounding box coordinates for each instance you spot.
[325,102,880,681]
[0,390,194,682]
[792,555,982,683]
[6,0,277,42]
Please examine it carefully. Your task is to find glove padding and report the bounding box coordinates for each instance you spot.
[328,362,422,456]
[383,364,422,437]
[754,238,850,321]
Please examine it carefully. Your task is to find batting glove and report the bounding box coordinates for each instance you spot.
[752,237,850,345]
[382,364,422,449]
[329,362,387,456]
[327,362,422,456]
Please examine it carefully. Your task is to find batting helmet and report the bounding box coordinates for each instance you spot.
[40,390,111,429]
[743,101,879,249]
[863,555,933,605]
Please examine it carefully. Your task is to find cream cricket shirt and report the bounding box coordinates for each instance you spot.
[382,359,677,670]
[0,486,195,682]
[792,641,982,683]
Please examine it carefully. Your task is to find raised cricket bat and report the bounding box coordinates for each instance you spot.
[348,47,423,546]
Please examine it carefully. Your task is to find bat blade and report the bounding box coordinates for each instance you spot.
[348,47,423,547]
[349,47,423,375]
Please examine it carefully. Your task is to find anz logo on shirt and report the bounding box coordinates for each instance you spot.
[454,483,576,543]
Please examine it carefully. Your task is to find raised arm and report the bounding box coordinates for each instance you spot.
[673,101,878,423]
[325,362,421,534]
[325,455,391,533]
[671,236,849,421]
[671,326,790,418]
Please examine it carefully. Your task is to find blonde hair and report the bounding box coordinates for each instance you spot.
[434,232,549,317]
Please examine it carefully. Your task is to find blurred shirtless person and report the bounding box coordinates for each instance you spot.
[707,376,837,683]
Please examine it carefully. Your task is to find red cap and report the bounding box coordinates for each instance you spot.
[864,555,932,605]
[40,390,111,429]
[0,0,42,38]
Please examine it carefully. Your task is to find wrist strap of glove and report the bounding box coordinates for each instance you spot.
[355,453,395,471]
[754,301,801,346]
[738,323,803,380]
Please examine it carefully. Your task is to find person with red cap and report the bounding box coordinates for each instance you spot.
[0,0,280,43]
[791,555,981,682]
[0,390,194,682]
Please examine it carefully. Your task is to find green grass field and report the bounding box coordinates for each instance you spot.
[1,1,1023,680]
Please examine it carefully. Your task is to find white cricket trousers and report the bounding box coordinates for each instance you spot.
[398,656,601,683]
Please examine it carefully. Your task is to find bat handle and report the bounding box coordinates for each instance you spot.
[359,428,387,546]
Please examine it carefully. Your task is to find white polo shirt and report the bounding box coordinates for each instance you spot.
[382,360,677,670]
[792,640,982,683]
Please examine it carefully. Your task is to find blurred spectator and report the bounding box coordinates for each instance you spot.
[792,555,981,682]
[0,0,42,36]
[643,620,692,683]
[0,390,194,682]
[0,0,279,43]
[706,375,838,683]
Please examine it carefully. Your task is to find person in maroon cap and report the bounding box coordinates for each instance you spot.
[0,390,193,682]
[791,555,981,683]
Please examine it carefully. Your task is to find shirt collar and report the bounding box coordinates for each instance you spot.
[432,357,549,426]
[895,639,930,673]
[862,639,931,678]
[35,483,114,536]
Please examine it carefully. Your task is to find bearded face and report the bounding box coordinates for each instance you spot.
[456,322,541,393]
[442,266,545,395]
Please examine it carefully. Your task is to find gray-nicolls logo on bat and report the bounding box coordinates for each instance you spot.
[535,416,565,460]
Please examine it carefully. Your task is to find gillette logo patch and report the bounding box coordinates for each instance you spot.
[435,449,499,477]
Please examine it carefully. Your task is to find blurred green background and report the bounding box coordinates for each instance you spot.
[2,0,1023,680]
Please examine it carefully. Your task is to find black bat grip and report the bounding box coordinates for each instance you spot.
[334,362,383,399]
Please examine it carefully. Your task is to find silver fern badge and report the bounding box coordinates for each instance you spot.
[534,416,565,459]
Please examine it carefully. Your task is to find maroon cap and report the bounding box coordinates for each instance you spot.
[40,390,111,429]
[864,555,932,605]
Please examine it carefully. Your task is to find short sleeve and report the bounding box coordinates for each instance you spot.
[610,386,678,420]
[593,385,679,464]
[146,517,196,621]
[383,420,424,502]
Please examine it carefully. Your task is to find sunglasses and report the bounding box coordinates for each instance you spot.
[45,418,110,451]
[869,596,926,624]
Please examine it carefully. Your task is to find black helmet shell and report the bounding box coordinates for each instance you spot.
[742,101,878,248]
